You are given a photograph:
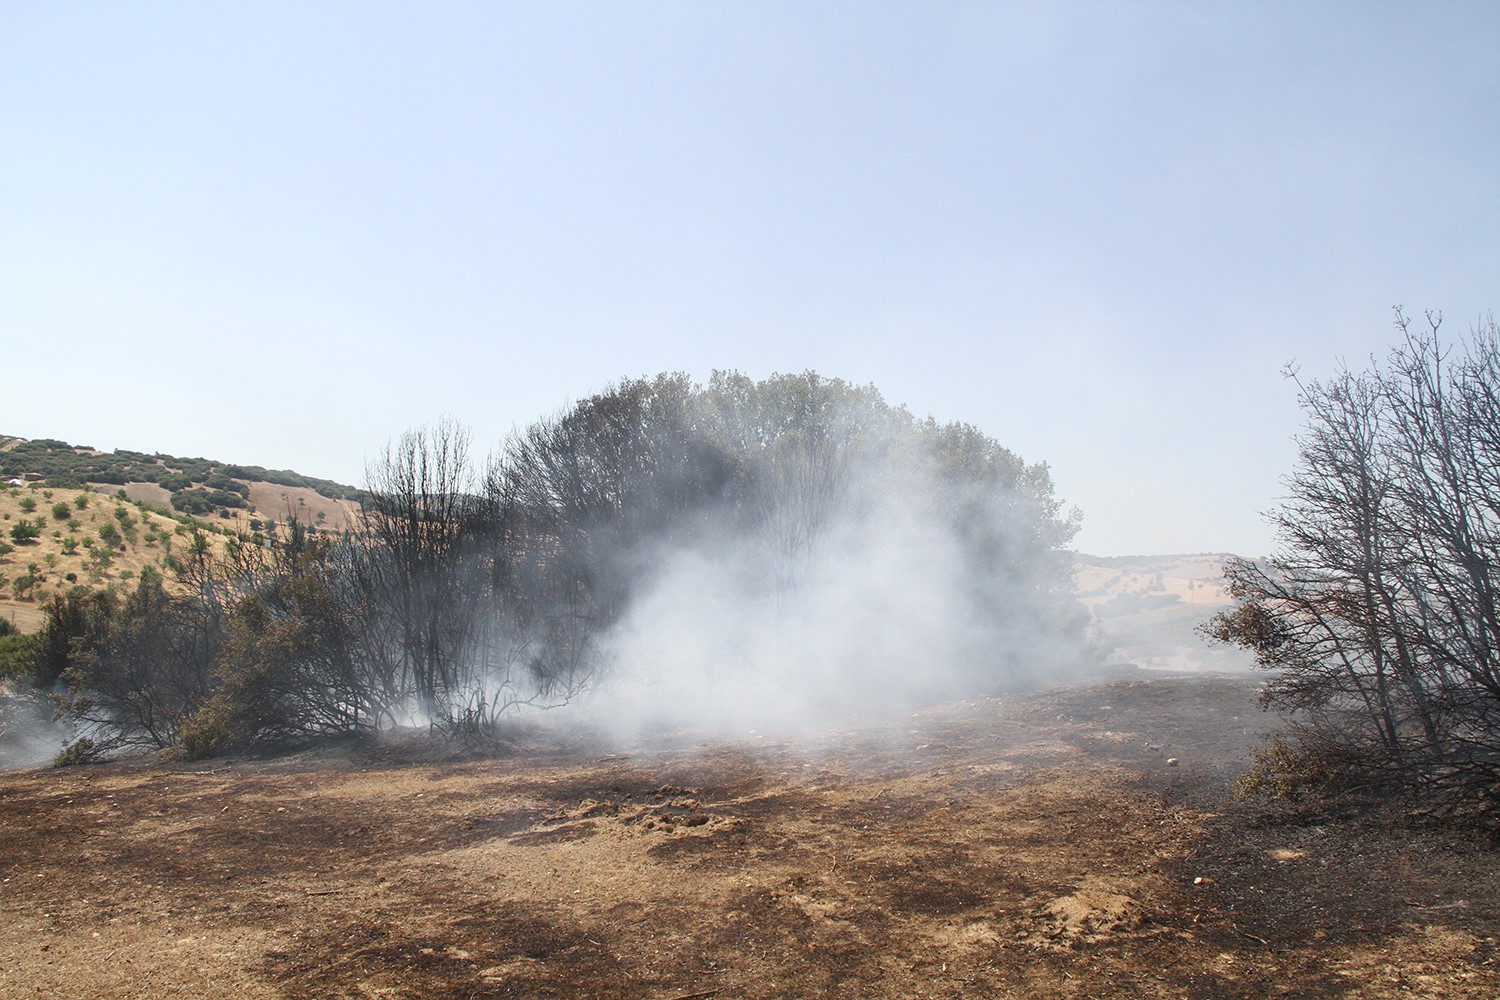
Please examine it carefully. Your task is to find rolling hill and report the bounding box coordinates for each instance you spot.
[0,435,362,630]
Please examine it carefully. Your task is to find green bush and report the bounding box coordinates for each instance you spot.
[176,695,239,759]
[207,489,248,509]
[18,496,36,513]
[1234,734,1329,801]
[204,474,249,497]
[171,490,214,515]
[53,737,104,767]
[0,629,39,680]
[8,519,40,544]
[51,502,71,521]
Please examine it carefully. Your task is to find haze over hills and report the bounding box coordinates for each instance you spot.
[0,432,1252,677]
[1075,553,1254,674]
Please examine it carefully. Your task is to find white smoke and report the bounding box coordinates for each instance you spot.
[551,456,1092,742]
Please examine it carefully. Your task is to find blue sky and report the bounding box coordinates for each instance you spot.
[3,2,1497,556]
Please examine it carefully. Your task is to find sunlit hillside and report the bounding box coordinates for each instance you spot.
[0,435,362,631]
[1075,553,1255,673]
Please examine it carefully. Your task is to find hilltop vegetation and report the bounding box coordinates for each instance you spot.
[0,436,362,503]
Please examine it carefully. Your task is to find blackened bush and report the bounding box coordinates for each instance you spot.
[1208,309,1500,825]
[56,570,219,751]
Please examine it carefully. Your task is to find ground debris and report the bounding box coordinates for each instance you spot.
[0,673,1496,998]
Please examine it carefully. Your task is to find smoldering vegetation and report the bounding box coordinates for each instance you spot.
[5,371,1092,761]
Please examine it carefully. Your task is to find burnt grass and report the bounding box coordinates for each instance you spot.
[2,671,1498,998]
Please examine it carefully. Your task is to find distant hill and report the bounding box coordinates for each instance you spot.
[0,434,363,632]
[1074,552,1254,674]
[0,435,361,502]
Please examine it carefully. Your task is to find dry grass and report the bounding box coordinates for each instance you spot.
[0,478,359,630]
[0,484,225,625]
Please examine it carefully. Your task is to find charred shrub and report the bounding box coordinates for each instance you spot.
[1209,310,1500,826]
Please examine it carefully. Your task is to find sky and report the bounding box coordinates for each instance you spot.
[3,2,1497,557]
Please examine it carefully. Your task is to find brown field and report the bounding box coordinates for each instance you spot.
[233,483,359,535]
[2,672,1496,998]
[0,484,187,625]
[1076,554,1255,674]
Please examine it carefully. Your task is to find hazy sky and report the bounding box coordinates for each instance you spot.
[4,2,1497,556]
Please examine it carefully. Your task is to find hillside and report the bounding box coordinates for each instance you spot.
[0,436,361,503]
[0,435,362,631]
[1076,552,1253,673]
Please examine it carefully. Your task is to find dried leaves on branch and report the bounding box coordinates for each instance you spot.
[1207,309,1500,824]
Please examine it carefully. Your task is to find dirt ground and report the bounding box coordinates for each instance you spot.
[1,671,1497,998]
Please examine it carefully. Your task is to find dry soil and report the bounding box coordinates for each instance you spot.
[1,672,1496,998]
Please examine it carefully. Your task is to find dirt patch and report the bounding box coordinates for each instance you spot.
[1,672,1497,997]
[242,483,357,531]
[116,481,173,509]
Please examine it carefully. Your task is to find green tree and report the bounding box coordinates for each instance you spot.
[0,626,40,683]
[180,554,370,757]
[12,568,36,599]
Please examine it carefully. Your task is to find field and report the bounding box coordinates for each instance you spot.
[2,670,1497,998]
[0,486,185,631]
